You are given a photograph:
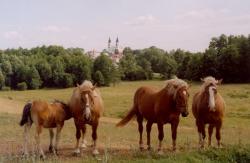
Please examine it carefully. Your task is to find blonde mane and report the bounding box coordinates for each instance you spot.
[199,76,218,94]
[164,78,188,99]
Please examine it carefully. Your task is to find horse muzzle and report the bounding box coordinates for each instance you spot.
[181,111,189,117]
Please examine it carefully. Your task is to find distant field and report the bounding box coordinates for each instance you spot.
[0,80,250,162]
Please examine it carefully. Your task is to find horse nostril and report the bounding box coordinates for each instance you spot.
[182,112,189,117]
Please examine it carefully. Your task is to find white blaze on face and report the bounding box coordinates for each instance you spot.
[183,90,187,96]
[208,86,216,112]
[85,94,91,119]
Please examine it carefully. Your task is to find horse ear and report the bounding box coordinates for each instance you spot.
[92,83,97,90]
[188,84,192,88]
[77,83,80,89]
[200,78,204,82]
[217,79,223,85]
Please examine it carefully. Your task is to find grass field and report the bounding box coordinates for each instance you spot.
[0,80,250,162]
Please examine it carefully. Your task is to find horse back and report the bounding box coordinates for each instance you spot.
[134,86,159,121]
[30,100,65,127]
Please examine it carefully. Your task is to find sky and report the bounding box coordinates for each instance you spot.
[0,0,250,52]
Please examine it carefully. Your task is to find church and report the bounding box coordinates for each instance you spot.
[87,37,123,63]
[103,37,124,63]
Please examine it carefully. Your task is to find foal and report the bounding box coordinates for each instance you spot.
[19,100,71,158]
[192,76,225,148]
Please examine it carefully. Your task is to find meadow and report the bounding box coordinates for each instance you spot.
[0,80,250,163]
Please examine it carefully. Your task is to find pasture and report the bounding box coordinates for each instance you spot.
[0,80,250,162]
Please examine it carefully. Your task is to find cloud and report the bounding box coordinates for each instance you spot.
[41,25,70,32]
[124,14,156,26]
[3,31,23,40]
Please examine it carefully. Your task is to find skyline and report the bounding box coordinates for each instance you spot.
[0,0,250,52]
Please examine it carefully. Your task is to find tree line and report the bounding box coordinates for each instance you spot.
[0,34,249,90]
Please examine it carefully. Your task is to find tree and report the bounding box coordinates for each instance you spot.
[93,54,115,86]
[93,71,105,86]
[0,70,5,89]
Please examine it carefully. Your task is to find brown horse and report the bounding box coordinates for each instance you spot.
[116,78,190,153]
[192,76,225,148]
[69,80,104,155]
[19,100,71,159]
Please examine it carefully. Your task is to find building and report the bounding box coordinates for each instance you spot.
[104,37,123,63]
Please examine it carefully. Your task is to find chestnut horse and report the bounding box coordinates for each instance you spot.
[69,80,104,155]
[192,76,225,148]
[116,78,190,153]
[19,100,71,159]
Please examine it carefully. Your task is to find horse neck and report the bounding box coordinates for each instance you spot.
[62,104,72,120]
[157,88,175,107]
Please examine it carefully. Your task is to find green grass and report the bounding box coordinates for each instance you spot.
[0,80,250,162]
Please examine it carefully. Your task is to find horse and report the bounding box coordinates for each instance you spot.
[116,78,190,153]
[19,100,71,159]
[192,76,225,148]
[69,80,104,155]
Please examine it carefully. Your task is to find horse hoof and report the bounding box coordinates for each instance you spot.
[22,153,29,158]
[81,143,87,149]
[147,146,152,151]
[92,149,99,155]
[73,149,81,156]
[40,154,46,160]
[157,150,164,155]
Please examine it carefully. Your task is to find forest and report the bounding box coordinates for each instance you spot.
[0,34,249,90]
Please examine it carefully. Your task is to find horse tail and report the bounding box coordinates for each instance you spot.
[116,106,137,127]
[19,102,33,126]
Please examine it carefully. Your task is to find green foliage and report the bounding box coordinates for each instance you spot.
[93,54,117,86]
[0,70,5,89]
[17,82,27,90]
[94,70,105,86]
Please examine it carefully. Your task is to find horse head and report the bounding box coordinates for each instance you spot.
[175,85,190,117]
[77,84,96,121]
[200,77,222,112]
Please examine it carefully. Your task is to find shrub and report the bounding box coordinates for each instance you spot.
[1,86,11,91]
[17,82,27,90]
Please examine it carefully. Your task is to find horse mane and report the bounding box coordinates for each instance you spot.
[53,99,72,119]
[79,80,93,89]
[199,76,218,95]
[164,78,188,99]
[79,80,98,97]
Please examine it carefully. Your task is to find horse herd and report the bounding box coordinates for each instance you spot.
[19,76,225,159]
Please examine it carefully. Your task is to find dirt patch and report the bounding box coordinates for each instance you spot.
[0,98,24,114]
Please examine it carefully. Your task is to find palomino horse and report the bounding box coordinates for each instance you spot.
[192,76,225,148]
[117,78,190,153]
[69,80,104,155]
[19,100,71,159]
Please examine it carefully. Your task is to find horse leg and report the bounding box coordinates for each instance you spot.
[196,120,205,148]
[146,121,153,150]
[208,124,214,147]
[91,121,99,155]
[81,124,87,149]
[73,120,81,155]
[157,123,164,154]
[215,121,222,148]
[54,124,63,155]
[35,125,45,159]
[137,114,144,150]
[23,123,31,156]
[49,129,55,153]
[171,121,179,151]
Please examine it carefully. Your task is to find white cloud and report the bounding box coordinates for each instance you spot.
[124,14,156,26]
[3,31,23,40]
[41,25,70,32]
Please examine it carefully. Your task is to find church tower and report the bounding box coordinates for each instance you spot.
[108,37,111,49]
[115,37,119,49]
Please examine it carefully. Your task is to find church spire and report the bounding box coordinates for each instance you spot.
[108,37,111,49]
[115,37,119,49]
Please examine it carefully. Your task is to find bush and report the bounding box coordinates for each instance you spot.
[93,71,105,86]
[1,86,11,91]
[17,82,27,90]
